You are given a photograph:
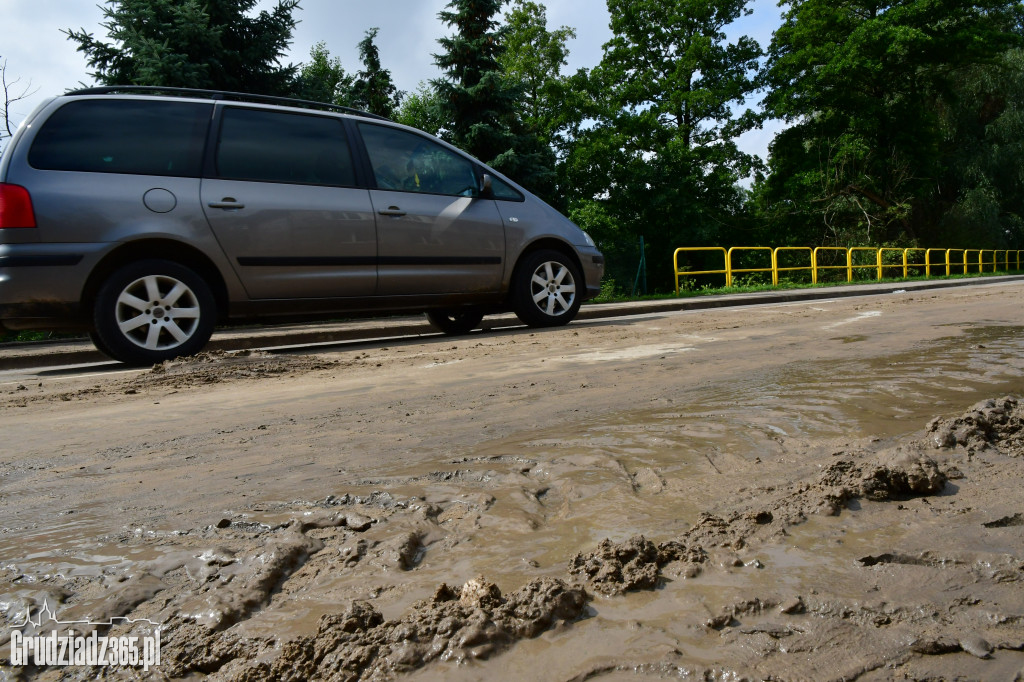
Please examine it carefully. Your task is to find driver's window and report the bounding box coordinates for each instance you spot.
[359,123,478,197]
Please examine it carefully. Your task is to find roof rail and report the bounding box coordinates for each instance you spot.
[66,85,390,121]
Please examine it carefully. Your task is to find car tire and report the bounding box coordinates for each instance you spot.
[426,308,485,335]
[92,259,216,365]
[511,249,583,328]
[88,330,117,360]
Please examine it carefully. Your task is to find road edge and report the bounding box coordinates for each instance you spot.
[3,275,1022,371]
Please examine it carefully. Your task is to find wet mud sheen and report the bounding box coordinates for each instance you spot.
[2,319,1024,680]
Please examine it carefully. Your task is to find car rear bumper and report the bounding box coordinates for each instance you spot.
[0,242,102,329]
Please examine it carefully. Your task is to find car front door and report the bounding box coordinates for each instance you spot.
[358,123,505,297]
[202,106,377,299]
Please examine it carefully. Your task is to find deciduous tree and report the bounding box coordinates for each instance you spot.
[565,0,762,290]
[0,58,37,153]
[294,41,354,105]
[497,1,576,147]
[758,0,1024,247]
[934,48,1024,249]
[395,82,445,135]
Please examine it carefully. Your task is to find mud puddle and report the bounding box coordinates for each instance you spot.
[3,325,1024,680]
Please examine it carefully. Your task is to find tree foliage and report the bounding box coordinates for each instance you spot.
[294,41,354,105]
[350,28,402,118]
[757,0,1024,247]
[295,30,400,118]
[395,82,445,134]
[497,1,577,147]
[64,0,300,94]
[565,0,762,290]
[433,0,557,200]
[934,48,1024,248]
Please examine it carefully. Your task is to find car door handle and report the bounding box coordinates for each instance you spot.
[378,206,406,217]
[208,199,245,210]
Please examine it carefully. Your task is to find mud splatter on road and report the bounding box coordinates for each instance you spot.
[2,284,1024,680]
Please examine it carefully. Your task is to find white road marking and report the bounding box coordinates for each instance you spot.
[822,310,883,330]
[560,345,698,363]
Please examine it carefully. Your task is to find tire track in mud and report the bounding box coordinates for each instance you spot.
[5,397,1024,681]
[4,308,1024,680]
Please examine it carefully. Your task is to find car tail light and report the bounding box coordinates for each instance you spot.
[0,183,36,228]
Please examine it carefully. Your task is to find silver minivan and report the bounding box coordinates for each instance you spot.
[0,87,604,364]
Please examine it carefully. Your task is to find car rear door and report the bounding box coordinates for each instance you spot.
[201,106,377,299]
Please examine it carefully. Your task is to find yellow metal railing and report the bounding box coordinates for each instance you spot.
[925,249,947,276]
[878,248,906,280]
[674,246,1024,294]
[903,248,927,278]
[812,247,850,284]
[849,247,879,281]
[727,247,773,287]
[773,247,813,286]
[673,247,728,287]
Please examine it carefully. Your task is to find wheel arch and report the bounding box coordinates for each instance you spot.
[508,238,586,299]
[82,240,230,326]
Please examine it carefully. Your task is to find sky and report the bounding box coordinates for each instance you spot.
[2,0,785,160]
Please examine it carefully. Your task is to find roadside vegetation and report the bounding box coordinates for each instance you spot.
[4,269,1019,344]
[3,0,1021,333]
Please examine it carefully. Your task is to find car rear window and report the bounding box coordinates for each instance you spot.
[215,107,356,187]
[28,99,211,177]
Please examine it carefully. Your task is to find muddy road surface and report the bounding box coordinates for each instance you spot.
[2,281,1024,681]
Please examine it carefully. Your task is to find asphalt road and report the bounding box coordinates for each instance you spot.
[2,274,1022,371]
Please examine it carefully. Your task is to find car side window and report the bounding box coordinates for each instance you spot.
[216,107,356,186]
[359,123,479,197]
[28,99,211,177]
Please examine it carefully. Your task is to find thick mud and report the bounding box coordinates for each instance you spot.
[2,284,1024,680]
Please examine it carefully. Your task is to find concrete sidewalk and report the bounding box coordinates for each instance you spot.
[2,274,1022,371]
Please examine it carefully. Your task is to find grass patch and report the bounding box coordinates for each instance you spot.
[589,270,1022,304]
[0,329,87,345]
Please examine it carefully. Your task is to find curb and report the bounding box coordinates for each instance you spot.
[2,275,1022,371]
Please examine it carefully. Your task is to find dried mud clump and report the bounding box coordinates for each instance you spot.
[927,395,1024,455]
[812,453,947,514]
[228,577,585,681]
[568,536,664,595]
[570,448,953,596]
[859,454,947,500]
[568,534,709,596]
[130,350,338,389]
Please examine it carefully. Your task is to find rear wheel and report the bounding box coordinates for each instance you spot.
[426,308,485,335]
[511,249,583,328]
[92,259,216,365]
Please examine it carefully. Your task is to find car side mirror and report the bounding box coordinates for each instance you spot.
[479,173,494,198]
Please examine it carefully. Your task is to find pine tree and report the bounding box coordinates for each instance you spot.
[432,0,556,199]
[351,28,401,118]
[64,0,300,95]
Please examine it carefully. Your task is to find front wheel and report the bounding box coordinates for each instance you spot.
[92,259,217,365]
[511,250,583,328]
[426,308,485,335]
